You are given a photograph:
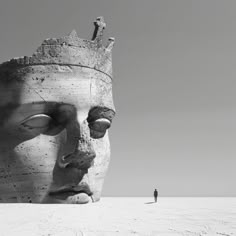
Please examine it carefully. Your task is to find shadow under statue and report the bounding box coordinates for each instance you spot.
[0,17,116,204]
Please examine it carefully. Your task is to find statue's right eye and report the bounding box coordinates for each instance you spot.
[89,118,111,139]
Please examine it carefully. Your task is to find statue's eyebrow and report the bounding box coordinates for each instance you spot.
[87,106,116,123]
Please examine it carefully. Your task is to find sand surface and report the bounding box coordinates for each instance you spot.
[0,197,235,236]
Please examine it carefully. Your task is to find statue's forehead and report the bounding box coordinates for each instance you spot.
[0,66,114,111]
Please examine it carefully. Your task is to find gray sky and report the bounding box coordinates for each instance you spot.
[0,0,236,196]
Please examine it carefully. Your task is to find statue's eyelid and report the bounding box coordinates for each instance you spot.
[89,118,111,131]
[87,107,115,123]
[20,114,53,128]
[89,118,111,125]
[95,118,110,123]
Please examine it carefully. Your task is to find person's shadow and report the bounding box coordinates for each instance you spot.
[145,201,156,204]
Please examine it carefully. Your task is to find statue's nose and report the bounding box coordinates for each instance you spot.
[58,120,96,169]
[75,137,96,164]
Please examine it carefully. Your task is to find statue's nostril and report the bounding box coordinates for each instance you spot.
[62,153,73,161]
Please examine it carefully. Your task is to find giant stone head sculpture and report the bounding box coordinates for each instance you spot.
[0,17,115,204]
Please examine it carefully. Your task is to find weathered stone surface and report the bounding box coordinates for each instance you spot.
[0,17,115,204]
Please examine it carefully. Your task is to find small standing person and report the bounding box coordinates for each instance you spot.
[154,189,158,202]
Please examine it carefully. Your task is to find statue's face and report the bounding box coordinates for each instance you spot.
[0,65,115,204]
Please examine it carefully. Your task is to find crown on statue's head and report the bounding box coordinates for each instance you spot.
[0,17,115,78]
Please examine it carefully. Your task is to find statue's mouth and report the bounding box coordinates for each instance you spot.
[48,183,93,203]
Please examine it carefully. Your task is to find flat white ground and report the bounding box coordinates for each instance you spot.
[0,197,235,236]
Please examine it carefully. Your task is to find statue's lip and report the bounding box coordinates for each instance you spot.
[48,183,92,196]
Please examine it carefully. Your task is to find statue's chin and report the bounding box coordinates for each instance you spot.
[42,192,96,204]
[66,192,93,204]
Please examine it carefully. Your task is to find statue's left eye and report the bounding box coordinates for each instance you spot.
[89,118,111,139]
[20,114,63,136]
[21,114,52,130]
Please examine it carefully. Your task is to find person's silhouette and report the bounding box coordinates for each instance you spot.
[154,189,158,202]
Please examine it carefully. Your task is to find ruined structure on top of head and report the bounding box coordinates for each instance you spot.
[0,17,116,204]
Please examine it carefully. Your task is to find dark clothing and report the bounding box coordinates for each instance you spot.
[154,190,158,197]
[154,190,158,202]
